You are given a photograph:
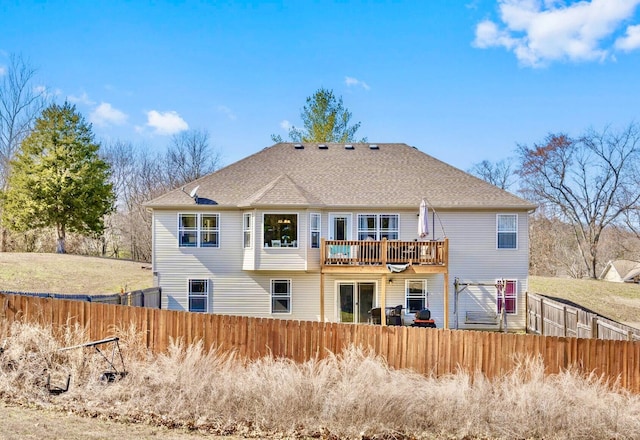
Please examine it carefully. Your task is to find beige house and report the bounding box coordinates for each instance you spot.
[600,260,640,283]
[146,143,536,330]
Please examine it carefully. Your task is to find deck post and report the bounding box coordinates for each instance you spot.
[444,271,449,329]
[320,239,325,322]
[381,273,387,326]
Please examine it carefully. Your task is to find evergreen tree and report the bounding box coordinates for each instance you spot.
[272,88,366,143]
[3,102,115,253]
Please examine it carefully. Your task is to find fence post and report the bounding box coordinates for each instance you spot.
[540,297,545,336]
[591,316,598,339]
[562,305,567,337]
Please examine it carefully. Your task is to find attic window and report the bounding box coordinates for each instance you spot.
[369,144,379,150]
[345,144,354,150]
[318,144,328,150]
[294,144,304,149]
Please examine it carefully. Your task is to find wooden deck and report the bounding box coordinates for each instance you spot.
[321,238,448,273]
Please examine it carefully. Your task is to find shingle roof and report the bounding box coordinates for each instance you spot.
[146,143,536,210]
[611,260,640,280]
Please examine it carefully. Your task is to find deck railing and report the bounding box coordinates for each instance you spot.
[321,238,448,267]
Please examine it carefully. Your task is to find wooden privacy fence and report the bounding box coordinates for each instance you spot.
[527,292,640,342]
[2,292,640,393]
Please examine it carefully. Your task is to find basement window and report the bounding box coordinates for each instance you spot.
[188,279,209,313]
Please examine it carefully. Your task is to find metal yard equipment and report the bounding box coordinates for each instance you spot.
[47,336,127,394]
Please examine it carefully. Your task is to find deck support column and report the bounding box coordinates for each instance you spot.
[381,273,387,326]
[320,271,325,322]
[444,271,449,329]
[320,238,325,322]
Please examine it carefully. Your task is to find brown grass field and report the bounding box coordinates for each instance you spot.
[529,275,640,328]
[0,253,152,294]
[2,253,640,439]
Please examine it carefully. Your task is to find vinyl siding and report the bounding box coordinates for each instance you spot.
[441,210,529,330]
[153,207,530,330]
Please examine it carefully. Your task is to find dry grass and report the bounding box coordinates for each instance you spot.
[0,253,152,294]
[2,322,640,439]
[530,275,640,327]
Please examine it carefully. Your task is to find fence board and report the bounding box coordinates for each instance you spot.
[3,292,640,393]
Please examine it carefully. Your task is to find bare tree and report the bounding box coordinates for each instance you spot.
[165,129,221,188]
[103,135,222,262]
[518,124,640,278]
[529,212,586,278]
[468,158,516,190]
[0,54,47,251]
[102,141,167,261]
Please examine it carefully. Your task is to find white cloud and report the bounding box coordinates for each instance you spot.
[345,76,370,90]
[615,24,640,50]
[34,85,59,99]
[0,65,6,76]
[279,120,291,130]
[474,0,640,67]
[146,110,188,135]
[68,91,95,106]
[90,102,128,127]
[217,105,237,120]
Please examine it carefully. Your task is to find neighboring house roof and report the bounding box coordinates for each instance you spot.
[600,260,640,282]
[146,143,537,210]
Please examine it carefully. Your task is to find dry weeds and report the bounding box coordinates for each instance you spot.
[2,322,640,440]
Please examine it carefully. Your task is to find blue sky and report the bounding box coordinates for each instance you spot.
[2,0,639,171]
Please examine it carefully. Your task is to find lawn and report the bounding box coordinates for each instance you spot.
[0,253,152,294]
[529,275,640,328]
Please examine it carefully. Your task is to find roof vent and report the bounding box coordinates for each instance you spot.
[294,144,304,149]
[318,144,328,150]
[345,144,354,150]
[369,144,379,150]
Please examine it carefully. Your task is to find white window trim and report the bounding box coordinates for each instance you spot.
[496,213,518,250]
[188,279,210,313]
[271,279,292,314]
[356,213,400,241]
[405,279,427,313]
[310,212,321,248]
[263,213,299,249]
[496,279,517,315]
[243,212,253,249]
[328,212,352,241]
[178,213,220,248]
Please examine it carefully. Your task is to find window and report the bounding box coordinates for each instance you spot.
[200,214,219,247]
[310,213,320,248]
[357,214,399,240]
[189,279,209,313]
[405,280,427,313]
[497,214,517,249]
[496,279,517,314]
[178,214,197,247]
[179,213,219,248]
[271,279,291,313]
[263,214,298,247]
[243,213,252,248]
